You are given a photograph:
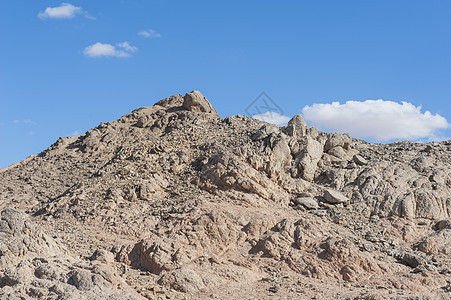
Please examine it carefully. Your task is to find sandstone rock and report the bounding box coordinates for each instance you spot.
[183,90,218,115]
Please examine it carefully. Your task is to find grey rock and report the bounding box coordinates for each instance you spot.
[363,243,375,252]
[401,252,428,268]
[69,269,93,291]
[324,189,349,204]
[352,154,368,166]
[294,197,319,210]
[434,219,451,230]
[328,146,347,159]
[251,124,279,141]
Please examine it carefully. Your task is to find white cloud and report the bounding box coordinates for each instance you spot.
[138,29,161,38]
[302,100,450,142]
[38,3,82,19]
[83,42,138,58]
[117,41,138,52]
[252,111,291,126]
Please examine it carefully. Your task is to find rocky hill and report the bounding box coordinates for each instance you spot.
[1,91,451,299]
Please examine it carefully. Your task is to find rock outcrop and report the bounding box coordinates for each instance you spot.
[0,90,450,299]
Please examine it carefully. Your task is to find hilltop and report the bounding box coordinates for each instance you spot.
[1,91,451,299]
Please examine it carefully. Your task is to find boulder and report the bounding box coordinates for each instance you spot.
[183,91,218,115]
[286,114,307,137]
[294,197,319,210]
[251,124,279,141]
[296,136,323,181]
[434,219,451,230]
[324,189,349,204]
[324,133,351,152]
[353,154,368,166]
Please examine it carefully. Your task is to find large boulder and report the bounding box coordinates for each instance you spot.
[183,91,218,116]
[296,136,323,181]
[286,114,307,137]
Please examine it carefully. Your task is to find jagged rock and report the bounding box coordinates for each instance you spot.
[183,90,218,115]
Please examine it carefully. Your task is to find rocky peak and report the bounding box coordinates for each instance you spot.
[1,91,451,299]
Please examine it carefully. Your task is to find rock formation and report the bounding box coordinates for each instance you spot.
[1,91,450,299]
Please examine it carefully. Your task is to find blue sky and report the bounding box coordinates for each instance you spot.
[1,1,451,168]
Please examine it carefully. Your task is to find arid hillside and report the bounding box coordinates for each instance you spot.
[1,91,451,299]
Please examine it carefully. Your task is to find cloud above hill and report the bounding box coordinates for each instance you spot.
[252,111,291,126]
[302,100,450,142]
[83,42,137,58]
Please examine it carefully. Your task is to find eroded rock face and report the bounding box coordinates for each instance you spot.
[1,91,450,299]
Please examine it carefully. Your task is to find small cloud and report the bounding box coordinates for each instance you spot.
[252,111,291,126]
[83,42,138,58]
[38,3,83,19]
[117,41,137,52]
[84,12,96,20]
[138,29,161,38]
[28,131,36,136]
[302,100,450,142]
